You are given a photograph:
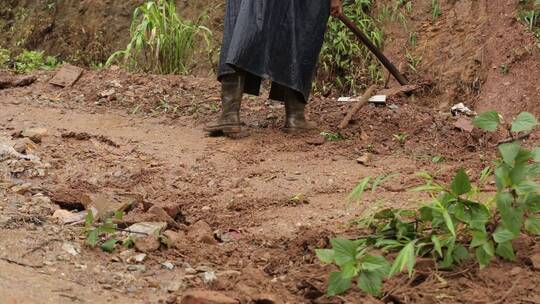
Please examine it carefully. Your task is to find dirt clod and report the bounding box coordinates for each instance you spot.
[134,236,161,253]
[180,290,238,304]
[187,221,217,245]
[21,127,48,143]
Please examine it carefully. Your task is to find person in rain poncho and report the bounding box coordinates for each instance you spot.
[205,0,343,135]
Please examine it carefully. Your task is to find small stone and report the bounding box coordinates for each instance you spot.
[454,117,474,133]
[187,221,217,245]
[11,183,32,194]
[127,265,147,272]
[202,271,217,284]
[201,206,211,211]
[61,242,80,256]
[52,209,88,225]
[217,270,241,278]
[510,267,522,276]
[127,222,167,239]
[162,230,186,249]
[148,205,178,228]
[99,88,116,98]
[162,262,175,270]
[81,192,142,220]
[530,254,540,271]
[357,153,373,165]
[32,194,52,205]
[134,236,161,253]
[305,136,326,146]
[162,204,182,218]
[133,253,147,263]
[13,138,35,153]
[185,267,197,275]
[21,127,48,143]
[180,290,238,304]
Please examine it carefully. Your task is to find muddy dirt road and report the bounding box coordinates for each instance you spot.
[1,68,540,303]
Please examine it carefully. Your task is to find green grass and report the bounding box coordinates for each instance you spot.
[0,48,59,73]
[106,0,212,75]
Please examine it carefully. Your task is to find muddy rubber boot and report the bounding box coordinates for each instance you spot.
[204,73,245,135]
[283,89,317,133]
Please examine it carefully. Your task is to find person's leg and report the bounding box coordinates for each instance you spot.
[283,85,316,133]
[204,72,245,134]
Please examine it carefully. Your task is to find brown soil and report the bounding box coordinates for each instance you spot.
[1,0,540,303]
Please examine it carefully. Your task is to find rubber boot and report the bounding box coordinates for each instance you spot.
[283,89,317,133]
[204,73,245,134]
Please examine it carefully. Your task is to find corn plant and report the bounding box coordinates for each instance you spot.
[318,0,385,96]
[107,0,211,75]
[432,0,441,21]
[318,111,540,296]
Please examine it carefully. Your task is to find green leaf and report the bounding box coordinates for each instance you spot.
[468,203,491,231]
[358,271,383,296]
[341,262,359,278]
[360,255,390,275]
[114,211,125,220]
[515,180,540,195]
[470,230,488,248]
[327,272,352,296]
[493,226,516,243]
[316,249,335,264]
[451,168,472,195]
[499,142,521,166]
[348,177,371,202]
[495,165,511,190]
[473,111,500,132]
[453,245,469,264]
[101,239,118,253]
[532,147,540,162]
[525,194,540,212]
[496,241,516,261]
[525,216,540,235]
[511,112,537,133]
[431,235,443,257]
[331,238,359,266]
[442,209,456,237]
[475,241,495,269]
[389,241,416,277]
[85,209,95,227]
[86,229,99,247]
[419,206,433,221]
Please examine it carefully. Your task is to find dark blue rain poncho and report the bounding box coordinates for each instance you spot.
[219,0,331,102]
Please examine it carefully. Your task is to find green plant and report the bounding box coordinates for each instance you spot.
[500,64,510,75]
[13,50,59,73]
[84,210,134,252]
[319,0,385,95]
[318,111,540,296]
[393,132,409,146]
[432,0,441,21]
[107,0,212,75]
[321,131,345,142]
[0,48,10,68]
[405,52,422,73]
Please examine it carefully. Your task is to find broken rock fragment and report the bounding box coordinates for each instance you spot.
[21,127,48,143]
[187,221,217,245]
[180,290,238,304]
[80,192,142,220]
[127,222,167,239]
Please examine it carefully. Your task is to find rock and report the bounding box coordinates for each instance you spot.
[148,205,178,228]
[13,138,35,154]
[81,192,142,220]
[32,194,52,205]
[127,222,167,239]
[530,254,540,271]
[356,153,373,165]
[11,183,32,194]
[162,203,182,218]
[187,221,217,245]
[132,253,147,263]
[127,265,147,272]
[61,242,80,256]
[162,262,175,270]
[99,88,116,98]
[454,117,474,132]
[202,271,217,284]
[52,209,88,225]
[180,290,238,304]
[305,136,326,146]
[134,235,161,253]
[201,206,211,212]
[166,279,184,293]
[166,295,179,304]
[162,230,187,248]
[21,127,48,143]
[49,64,84,87]
[185,267,197,275]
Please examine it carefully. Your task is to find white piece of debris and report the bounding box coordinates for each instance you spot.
[451,103,477,117]
[338,95,387,104]
[202,271,217,284]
